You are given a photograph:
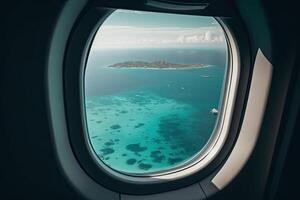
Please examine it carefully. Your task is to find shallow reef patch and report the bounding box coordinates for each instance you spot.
[168,157,183,165]
[126,158,137,165]
[150,151,165,163]
[126,143,147,153]
[104,141,114,146]
[134,123,145,128]
[138,163,152,170]
[100,147,115,156]
[110,124,121,130]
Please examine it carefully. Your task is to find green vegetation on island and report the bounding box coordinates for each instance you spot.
[107,60,207,69]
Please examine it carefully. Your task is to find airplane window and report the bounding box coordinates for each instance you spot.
[84,9,228,175]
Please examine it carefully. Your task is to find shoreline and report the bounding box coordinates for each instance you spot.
[106,65,212,70]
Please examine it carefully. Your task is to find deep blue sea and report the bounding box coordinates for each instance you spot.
[85,48,227,174]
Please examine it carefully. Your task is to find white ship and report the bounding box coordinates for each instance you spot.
[210,108,219,115]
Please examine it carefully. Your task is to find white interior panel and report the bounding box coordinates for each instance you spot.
[212,49,273,189]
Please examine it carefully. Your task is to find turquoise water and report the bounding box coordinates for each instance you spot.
[85,49,226,174]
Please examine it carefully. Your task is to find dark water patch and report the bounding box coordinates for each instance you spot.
[105,157,110,160]
[177,111,216,155]
[152,138,161,144]
[153,155,165,163]
[179,150,185,154]
[157,115,185,147]
[150,151,165,163]
[115,114,119,116]
[138,163,152,171]
[114,139,120,142]
[120,110,128,114]
[138,159,146,163]
[168,157,183,165]
[122,153,127,157]
[96,120,102,123]
[110,124,121,130]
[151,150,161,156]
[100,147,115,156]
[105,141,114,146]
[126,143,147,153]
[134,123,145,128]
[91,136,98,139]
[129,119,135,121]
[126,159,137,165]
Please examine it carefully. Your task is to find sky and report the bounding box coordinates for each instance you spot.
[92,9,227,49]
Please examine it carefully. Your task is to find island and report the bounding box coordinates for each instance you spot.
[107,60,207,69]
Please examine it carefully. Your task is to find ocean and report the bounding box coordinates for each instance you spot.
[84,48,227,174]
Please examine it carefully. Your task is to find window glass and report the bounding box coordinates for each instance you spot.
[84,9,228,174]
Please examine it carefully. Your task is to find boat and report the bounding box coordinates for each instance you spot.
[210,108,219,115]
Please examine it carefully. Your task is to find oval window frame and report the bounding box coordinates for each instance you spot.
[62,6,249,195]
[81,9,240,182]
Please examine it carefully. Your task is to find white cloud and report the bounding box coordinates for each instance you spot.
[185,35,199,43]
[176,36,185,43]
[204,31,212,41]
[92,25,226,49]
